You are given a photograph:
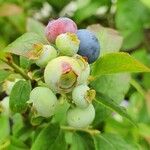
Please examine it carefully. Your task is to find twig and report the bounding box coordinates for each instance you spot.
[61,126,100,135]
[0,56,32,81]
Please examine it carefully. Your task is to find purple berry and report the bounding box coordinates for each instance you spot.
[77,29,100,63]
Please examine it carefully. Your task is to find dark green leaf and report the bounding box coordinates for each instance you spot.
[95,92,137,127]
[31,123,67,150]
[69,132,95,150]
[92,52,150,77]
[10,80,31,113]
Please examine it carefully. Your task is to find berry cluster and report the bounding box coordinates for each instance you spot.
[1,17,100,128]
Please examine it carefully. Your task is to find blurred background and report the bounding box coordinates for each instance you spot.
[0,0,150,149]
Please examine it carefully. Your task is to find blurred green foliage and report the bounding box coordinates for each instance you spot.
[0,0,150,149]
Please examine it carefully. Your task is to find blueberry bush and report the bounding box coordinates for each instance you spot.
[0,0,150,149]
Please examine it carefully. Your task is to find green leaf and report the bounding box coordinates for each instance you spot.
[70,133,85,150]
[92,52,150,77]
[31,123,67,150]
[0,70,11,83]
[68,132,94,150]
[87,24,123,55]
[91,73,131,103]
[53,98,70,124]
[95,92,137,127]
[26,18,48,43]
[116,0,150,49]
[93,133,139,150]
[74,1,101,23]
[0,116,10,144]
[10,80,31,113]
[4,32,48,57]
[93,102,111,127]
[8,136,29,150]
[20,56,32,70]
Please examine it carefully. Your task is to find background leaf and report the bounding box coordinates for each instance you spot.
[95,92,137,126]
[26,18,48,43]
[0,3,23,17]
[116,0,150,50]
[87,24,123,55]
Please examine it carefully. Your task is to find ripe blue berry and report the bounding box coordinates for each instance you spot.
[77,29,100,63]
[67,104,95,128]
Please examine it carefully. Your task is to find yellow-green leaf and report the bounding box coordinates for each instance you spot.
[92,52,150,77]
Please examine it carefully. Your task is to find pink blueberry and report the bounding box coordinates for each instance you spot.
[45,17,77,43]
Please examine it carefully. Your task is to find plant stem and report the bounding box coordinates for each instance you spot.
[8,61,32,80]
[130,79,145,97]
[1,57,32,81]
[61,126,100,135]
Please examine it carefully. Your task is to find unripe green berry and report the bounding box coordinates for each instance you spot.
[56,33,80,56]
[0,97,11,116]
[44,56,82,93]
[67,104,95,128]
[29,87,58,117]
[74,55,90,84]
[72,85,95,108]
[35,45,57,67]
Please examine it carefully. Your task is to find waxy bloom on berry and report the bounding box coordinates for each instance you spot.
[67,104,95,128]
[44,56,83,93]
[29,87,58,117]
[72,85,95,108]
[45,17,77,43]
[56,33,80,56]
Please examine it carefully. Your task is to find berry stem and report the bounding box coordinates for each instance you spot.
[0,56,32,81]
[61,126,100,135]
